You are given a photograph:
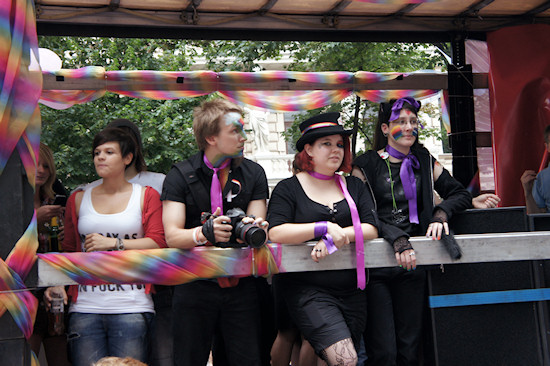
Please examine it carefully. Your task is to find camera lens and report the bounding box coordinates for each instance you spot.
[236,223,267,248]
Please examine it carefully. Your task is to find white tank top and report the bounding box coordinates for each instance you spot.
[70,183,154,314]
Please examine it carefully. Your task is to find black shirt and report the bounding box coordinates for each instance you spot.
[161,152,269,229]
[267,174,378,292]
[372,159,422,236]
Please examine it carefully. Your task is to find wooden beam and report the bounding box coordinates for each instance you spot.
[37,231,550,287]
[41,72,489,91]
[459,0,495,17]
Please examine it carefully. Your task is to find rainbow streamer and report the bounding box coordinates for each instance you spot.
[0,213,39,340]
[0,0,42,175]
[39,66,106,109]
[440,89,451,134]
[354,71,404,84]
[107,70,217,99]
[220,90,353,111]
[38,244,282,286]
[0,0,42,348]
[40,70,426,111]
[31,351,39,366]
[219,71,354,87]
[355,89,439,103]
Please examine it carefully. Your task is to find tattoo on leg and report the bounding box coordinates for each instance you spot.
[323,338,357,366]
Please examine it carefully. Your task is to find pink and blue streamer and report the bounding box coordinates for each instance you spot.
[0,213,39,340]
[38,244,282,286]
[0,0,41,344]
[40,69,432,111]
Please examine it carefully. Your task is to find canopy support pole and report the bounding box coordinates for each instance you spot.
[449,34,478,187]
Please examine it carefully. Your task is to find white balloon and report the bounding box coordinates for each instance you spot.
[36,48,62,71]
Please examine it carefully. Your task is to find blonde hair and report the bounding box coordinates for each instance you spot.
[38,143,56,201]
[92,356,147,366]
[193,98,243,151]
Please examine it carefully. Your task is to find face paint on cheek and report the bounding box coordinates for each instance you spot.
[412,127,419,137]
[238,123,247,140]
[390,125,404,141]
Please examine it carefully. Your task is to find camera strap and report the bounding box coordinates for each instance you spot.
[174,160,211,214]
[174,159,240,288]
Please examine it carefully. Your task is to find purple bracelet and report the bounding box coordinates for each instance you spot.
[314,221,328,238]
[323,233,338,254]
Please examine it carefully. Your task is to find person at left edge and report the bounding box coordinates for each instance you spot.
[46,127,166,366]
[161,98,269,366]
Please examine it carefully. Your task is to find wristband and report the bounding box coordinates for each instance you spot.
[322,233,338,254]
[201,218,217,244]
[193,226,208,245]
[116,237,125,251]
[314,221,328,238]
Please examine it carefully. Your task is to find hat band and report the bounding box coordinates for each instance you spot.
[301,122,339,135]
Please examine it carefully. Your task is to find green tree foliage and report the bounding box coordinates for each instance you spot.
[39,37,447,189]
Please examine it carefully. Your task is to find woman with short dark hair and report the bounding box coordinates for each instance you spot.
[46,127,166,366]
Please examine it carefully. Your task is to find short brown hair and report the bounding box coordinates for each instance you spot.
[193,99,243,151]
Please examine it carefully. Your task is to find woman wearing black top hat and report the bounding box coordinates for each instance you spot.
[352,97,471,366]
[268,112,378,366]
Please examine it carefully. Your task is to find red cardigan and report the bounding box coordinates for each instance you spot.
[62,185,167,300]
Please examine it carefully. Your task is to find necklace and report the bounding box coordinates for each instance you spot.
[384,145,420,224]
[384,159,407,224]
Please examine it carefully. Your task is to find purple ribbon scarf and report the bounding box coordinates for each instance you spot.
[308,171,366,289]
[389,97,421,122]
[385,145,420,224]
[203,154,231,213]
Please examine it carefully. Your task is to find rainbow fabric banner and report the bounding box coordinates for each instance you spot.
[39,69,449,111]
[219,70,354,86]
[0,0,42,176]
[38,244,282,286]
[39,66,106,109]
[0,213,39,340]
[440,89,451,134]
[107,70,218,99]
[0,0,41,345]
[354,89,439,103]
[220,90,353,111]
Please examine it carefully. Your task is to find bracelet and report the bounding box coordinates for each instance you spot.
[193,226,208,245]
[322,233,338,254]
[314,221,328,238]
[116,237,125,251]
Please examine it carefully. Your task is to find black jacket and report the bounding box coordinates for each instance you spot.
[353,146,472,245]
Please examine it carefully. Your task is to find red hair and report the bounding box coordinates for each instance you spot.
[294,135,352,173]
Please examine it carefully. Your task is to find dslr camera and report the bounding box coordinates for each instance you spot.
[201,208,267,249]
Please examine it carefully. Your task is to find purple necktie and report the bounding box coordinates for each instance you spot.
[203,154,231,213]
[385,145,420,224]
[308,171,366,290]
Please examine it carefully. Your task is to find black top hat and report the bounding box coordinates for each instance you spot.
[295,112,353,152]
[107,119,142,149]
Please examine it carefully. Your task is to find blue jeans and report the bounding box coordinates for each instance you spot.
[68,312,153,366]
